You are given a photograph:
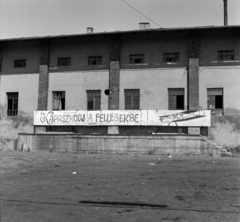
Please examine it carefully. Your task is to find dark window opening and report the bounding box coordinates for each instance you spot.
[218,51,234,61]
[125,89,140,110]
[163,53,179,63]
[14,59,26,68]
[215,95,223,109]
[52,91,65,110]
[88,56,102,65]
[207,88,223,110]
[176,95,184,109]
[58,57,71,66]
[87,90,101,110]
[168,88,184,110]
[129,54,144,64]
[7,92,18,116]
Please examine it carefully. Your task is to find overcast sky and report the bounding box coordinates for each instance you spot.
[0,0,239,39]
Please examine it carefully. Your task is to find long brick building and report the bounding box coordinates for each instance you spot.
[0,25,239,120]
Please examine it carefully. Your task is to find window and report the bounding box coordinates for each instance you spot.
[163,53,179,63]
[218,51,234,61]
[87,90,101,110]
[125,89,140,110]
[52,91,65,110]
[58,57,71,66]
[207,88,223,110]
[168,88,184,110]
[7,93,18,116]
[14,59,26,68]
[88,56,102,65]
[129,54,144,64]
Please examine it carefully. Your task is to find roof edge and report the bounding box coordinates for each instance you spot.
[0,25,239,42]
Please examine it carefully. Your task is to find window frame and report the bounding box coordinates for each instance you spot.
[168,88,184,110]
[7,92,18,116]
[87,90,101,110]
[124,89,140,110]
[58,57,71,67]
[14,59,26,68]
[52,91,66,110]
[217,50,234,61]
[129,54,144,64]
[88,56,102,65]
[163,53,179,63]
[207,88,223,110]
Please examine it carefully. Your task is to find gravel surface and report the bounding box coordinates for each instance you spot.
[1,151,240,222]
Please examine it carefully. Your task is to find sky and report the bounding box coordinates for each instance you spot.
[0,0,239,39]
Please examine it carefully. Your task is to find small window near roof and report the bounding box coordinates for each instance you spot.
[163,53,179,63]
[218,51,234,61]
[14,59,26,68]
[58,57,71,66]
[88,56,102,65]
[129,54,144,64]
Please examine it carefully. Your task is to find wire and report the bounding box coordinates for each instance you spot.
[120,0,163,29]
[212,3,222,26]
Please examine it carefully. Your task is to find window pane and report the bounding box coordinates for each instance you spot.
[168,95,176,110]
[87,98,94,110]
[215,95,223,109]
[94,97,101,110]
[125,96,131,110]
[207,95,215,109]
[176,95,184,110]
[7,93,18,116]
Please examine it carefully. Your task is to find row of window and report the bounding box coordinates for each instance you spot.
[6,88,223,116]
[13,50,234,68]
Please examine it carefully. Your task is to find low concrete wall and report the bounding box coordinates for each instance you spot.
[16,133,223,156]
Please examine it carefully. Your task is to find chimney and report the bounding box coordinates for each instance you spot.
[223,0,228,26]
[139,22,150,30]
[87,27,93,33]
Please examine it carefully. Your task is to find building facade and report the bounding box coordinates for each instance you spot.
[0,26,239,119]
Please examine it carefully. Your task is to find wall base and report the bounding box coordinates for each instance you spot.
[17,133,222,156]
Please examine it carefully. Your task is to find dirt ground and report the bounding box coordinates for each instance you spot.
[0,151,240,222]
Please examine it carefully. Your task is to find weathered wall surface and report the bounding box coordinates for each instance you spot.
[119,68,187,110]
[199,29,240,67]
[0,41,40,74]
[48,71,109,110]
[199,66,240,114]
[49,36,110,72]
[121,31,188,69]
[16,134,223,156]
[0,74,39,114]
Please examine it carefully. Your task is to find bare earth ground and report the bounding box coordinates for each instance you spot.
[0,151,240,222]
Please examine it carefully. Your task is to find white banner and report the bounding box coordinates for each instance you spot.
[34,110,211,126]
[148,110,211,127]
[34,110,88,126]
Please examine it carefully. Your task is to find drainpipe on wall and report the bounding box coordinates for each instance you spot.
[223,0,228,26]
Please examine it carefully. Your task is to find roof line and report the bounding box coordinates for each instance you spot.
[0,25,239,42]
